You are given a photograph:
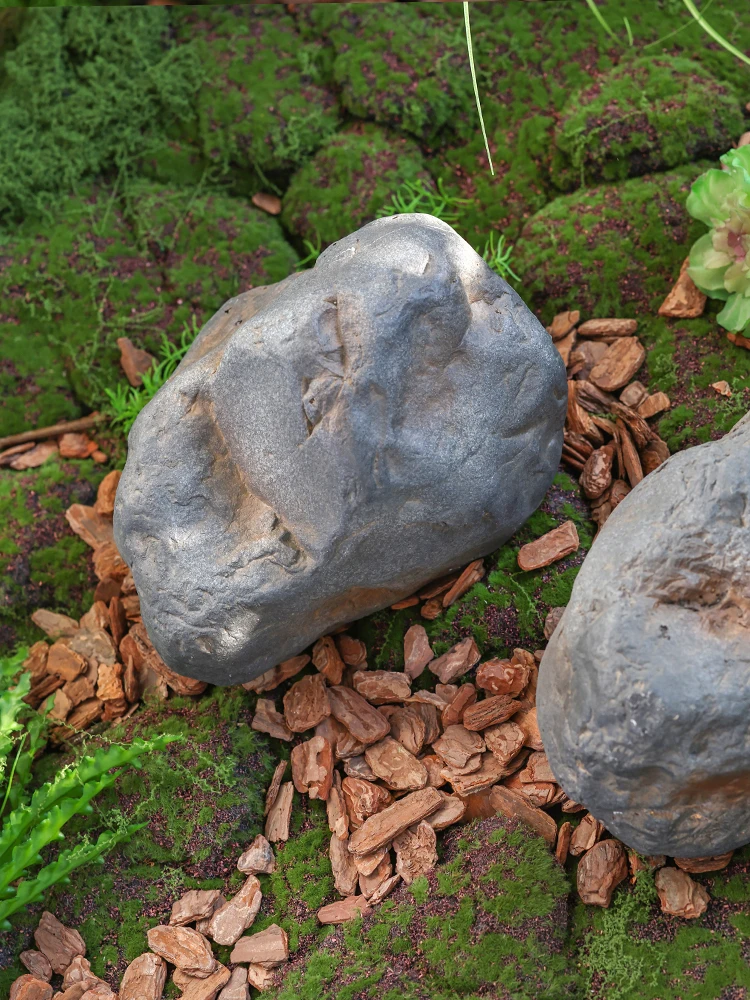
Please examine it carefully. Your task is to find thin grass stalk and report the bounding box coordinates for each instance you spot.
[583,0,619,42]
[681,0,750,67]
[463,2,494,177]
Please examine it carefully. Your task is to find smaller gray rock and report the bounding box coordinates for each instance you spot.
[538,412,750,857]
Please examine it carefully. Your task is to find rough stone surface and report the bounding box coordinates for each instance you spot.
[538,413,750,856]
[19,952,52,982]
[113,214,567,685]
[237,834,276,875]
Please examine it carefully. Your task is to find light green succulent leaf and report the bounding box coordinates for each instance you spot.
[724,260,750,295]
[688,233,731,294]
[717,292,750,332]
[686,169,738,226]
[720,144,750,177]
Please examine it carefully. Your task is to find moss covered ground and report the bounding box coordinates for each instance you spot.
[2,1,750,995]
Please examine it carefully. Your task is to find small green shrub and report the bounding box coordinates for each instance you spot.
[582,869,661,999]
[0,647,177,928]
[0,7,204,226]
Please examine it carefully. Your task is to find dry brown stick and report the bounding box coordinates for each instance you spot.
[0,412,105,451]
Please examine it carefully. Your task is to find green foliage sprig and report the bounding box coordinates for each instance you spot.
[375,176,520,282]
[0,648,179,928]
[0,7,205,227]
[375,175,470,225]
[104,316,200,434]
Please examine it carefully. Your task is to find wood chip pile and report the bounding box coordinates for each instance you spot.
[246,599,731,935]
[21,471,207,745]
[548,311,678,537]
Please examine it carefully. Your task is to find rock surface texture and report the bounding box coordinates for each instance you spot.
[538,413,750,856]
[114,214,567,684]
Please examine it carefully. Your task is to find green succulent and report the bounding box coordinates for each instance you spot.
[686,145,750,333]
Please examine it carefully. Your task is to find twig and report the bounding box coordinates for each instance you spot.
[0,412,105,451]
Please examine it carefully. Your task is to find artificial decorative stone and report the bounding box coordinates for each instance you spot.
[538,413,750,856]
[113,214,567,685]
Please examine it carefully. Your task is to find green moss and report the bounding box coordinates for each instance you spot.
[137,136,210,191]
[27,536,92,607]
[307,0,750,252]
[551,56,743,189]
[513,165,708,323]
[267,816,579,1000]
[123,179,300,330]
[253,800,334,954]
[0,457,109,653]
[0,180,298,440]
[295,3,474,145]
[0,687,274,993]
[0,6,204,226]
[281,122,431,250]
[0,187,167,432]
[572,848,750,1000]
[173,5,341,184]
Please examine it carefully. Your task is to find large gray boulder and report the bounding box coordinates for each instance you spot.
[538,412,750,856]
[113,213,567,685]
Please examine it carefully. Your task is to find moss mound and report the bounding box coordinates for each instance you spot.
[124,179,300,330]
[0,688,275,992]
[0,182,299,438]
[173,5,341,184]
[281,122,431,249]
[513,164,708,323]
[0,186,166,433]
[0,6,203,226]
[552,56,743,189]
[295,3,474,145]
[268,815,578,1000]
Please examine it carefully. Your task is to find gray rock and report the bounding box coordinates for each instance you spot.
[113,213,567,685]
[538,413,750,856]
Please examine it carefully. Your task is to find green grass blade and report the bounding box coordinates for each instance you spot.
[681,0,750,67]
[583,0,619,42]
[464,2,494,177]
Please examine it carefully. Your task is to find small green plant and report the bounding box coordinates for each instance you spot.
[104,315,200,433]
[375,176,470,225]
[0,647,178,928]
[686,145,750,334]
[479,231,521,283]
[295,232,323,271]
[582,869,661,1000]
